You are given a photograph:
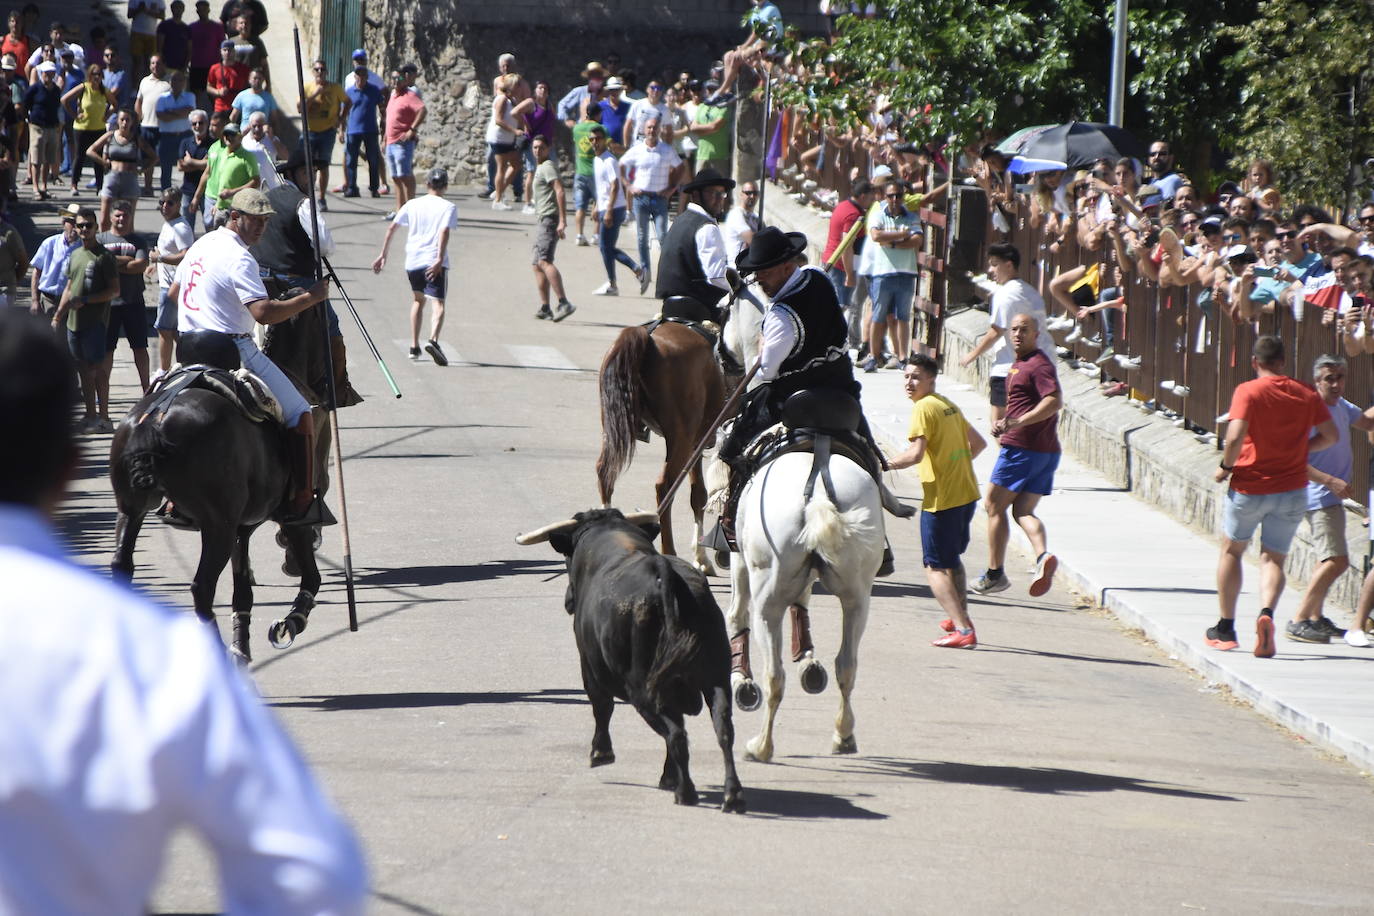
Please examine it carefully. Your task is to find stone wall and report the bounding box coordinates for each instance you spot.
[319,0,824,184]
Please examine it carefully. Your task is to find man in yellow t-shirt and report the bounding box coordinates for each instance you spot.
[889,353,986,648]
[298,58,349,209]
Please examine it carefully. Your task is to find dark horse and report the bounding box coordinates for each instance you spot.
[109,308,331,663]
[596,321,725,574]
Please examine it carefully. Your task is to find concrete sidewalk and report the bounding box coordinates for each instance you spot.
[853,330,1374,776]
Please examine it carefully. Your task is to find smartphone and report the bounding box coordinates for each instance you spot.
[1252,266,1277,278]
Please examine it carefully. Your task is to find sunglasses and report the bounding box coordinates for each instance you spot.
[74,222,93,229]
[648,84,663,90]
[1275,230,1296,239]
[1360,215,1374,223]
[1223,233,1242,242]
[742,190,758,196]
[885,192,902,198]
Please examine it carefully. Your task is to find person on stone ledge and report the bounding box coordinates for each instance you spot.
[710,226,915,559]
[652,166,733,319]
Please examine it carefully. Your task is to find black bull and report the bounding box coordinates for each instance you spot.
[523,509,745,812]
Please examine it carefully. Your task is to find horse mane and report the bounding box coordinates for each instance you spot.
[595,326,651,506]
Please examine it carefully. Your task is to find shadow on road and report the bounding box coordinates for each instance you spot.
[605,782,887,820]
[972,643,1166,668]
[851,757,1238,801]
[267,688,586,711]
[357,559,564,587]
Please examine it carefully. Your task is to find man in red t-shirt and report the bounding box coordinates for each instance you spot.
[971,311,1062,599]
[822,179,876,348]
[1211,335,1337,657]
[204,38,247,113]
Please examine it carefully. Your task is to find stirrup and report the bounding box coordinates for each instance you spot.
[156,500,199,531]
[877,543,894,577]
[701,518,737,553]
[279,494,338,527]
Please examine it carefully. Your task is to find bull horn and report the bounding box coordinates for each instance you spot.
[515,517,579,545]
[622,510,660,527]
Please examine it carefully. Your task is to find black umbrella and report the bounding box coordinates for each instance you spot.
[1018,121,1147,170]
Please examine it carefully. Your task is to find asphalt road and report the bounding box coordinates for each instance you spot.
[61,191,1374,915]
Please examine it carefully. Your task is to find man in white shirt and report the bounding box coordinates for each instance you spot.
[0,307,367,916]
[619,116,682,287]
[624,78,672,148]
[167,188,333,524]
[371,167,457,364]
[154,67,195,192]
[133,53,171,194]
[150,187,194,371]
[240,110,285,189]
[722,180,760,260]
[958,242,1055,424]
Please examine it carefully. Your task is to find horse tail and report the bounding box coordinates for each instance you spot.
[800,489,873,569]
[646,554,704,715]
[122,420,171,492]
[596,325,651,506]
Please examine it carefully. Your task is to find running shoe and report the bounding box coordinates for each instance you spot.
[1344,628,1371,648]
[638,267,651,295]
[409,346,421,360]
[491,200,511,211]
[576,234,590,246]
[552,301,576,322]
[932,630,977,649]
[534,304,553,320]
[1285,620,1329,644]
[938,618,955,632]
[862,356,878,373]
[522,203,535,215]
[476,189,493,200]
[424,340,448,366]
[1029,552,1057,597]
[1254,615,1276,658]
[592,283,618,296]
[1205,625,1238,651]
[970,571,1009,595]
[1314,617,1347,639]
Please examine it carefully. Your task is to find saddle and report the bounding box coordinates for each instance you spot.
[136,364,285,429]
[746,391,878,500]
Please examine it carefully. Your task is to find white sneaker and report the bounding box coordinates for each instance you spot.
[576,234,590,247]
[491,200,511,211]
[521,203,535,215]
[1345,628,1371,648]
[1160,379,1177,391]
[592,282,619,296]
[1048,315,1074,331]
[1065,325,1084,343]
[1115,354,1141,369]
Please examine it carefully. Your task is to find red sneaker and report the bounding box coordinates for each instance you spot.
[1254,615,1276,658]
[932,630,977,649]
[938,618,955,632]
[1029,552,1057,597]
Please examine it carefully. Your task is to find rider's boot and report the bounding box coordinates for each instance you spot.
[331,336,364,408]
[856,416,916,518]
[701,464,743,556]
[878,538,895,577]
[281,424,337,527]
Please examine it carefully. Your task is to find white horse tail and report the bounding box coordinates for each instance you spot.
[800,491,872,568]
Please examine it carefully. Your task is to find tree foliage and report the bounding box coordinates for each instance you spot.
[1223,0,1374,207]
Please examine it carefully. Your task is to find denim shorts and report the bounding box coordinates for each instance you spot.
[573,173,595,212]
[870,272,915,322]
[154,289,177,332]
[990,445,1059,495]
[385,139,415,177]
[68,323,108,364]
[920,499,978,569]
[826,264,852,308]
[1222,487,1306,553]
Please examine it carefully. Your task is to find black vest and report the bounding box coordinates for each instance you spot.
[251,184,315,278]
[654,206,727,308]
[769,267,856,401]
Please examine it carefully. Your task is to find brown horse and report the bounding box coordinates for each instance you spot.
[596,322,725,574]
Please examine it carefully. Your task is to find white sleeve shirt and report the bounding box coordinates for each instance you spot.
[687,203,730,291]
[0,505,368,916]
[295,197,336,259]
[757,303,800,382]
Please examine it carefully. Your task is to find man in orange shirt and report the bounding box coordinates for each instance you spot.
[1212,336,1338,657]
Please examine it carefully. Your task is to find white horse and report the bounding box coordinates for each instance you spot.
[723,447,885,762]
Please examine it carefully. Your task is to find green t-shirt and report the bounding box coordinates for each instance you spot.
[214,146,261,208]
[693,103,730,164]
[532,159,561,220]
[572,120,598,177]
[64,244,117,332]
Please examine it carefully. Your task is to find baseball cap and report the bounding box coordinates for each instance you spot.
[220,120,242,135]
[1224,244,1258,263]
[871,164,894,180]
[37,61,57,75]
[604,76,623,90]
[220,38,235,48]
[228,187,274,216]
[59,47,74,58]
[352,48,367,60]
[0,53,15,71]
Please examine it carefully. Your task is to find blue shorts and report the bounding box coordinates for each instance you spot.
[573,173,595,212]
[870,273,914,322]
[920,499,977,569]
[990,445,1060,496]
[385,139,415,177]
[407,267,447,300]
[105,301,149,351]
[307,128,336,165]
[154,289,177,332]
[1222,487,1306,553]
[68,323,107,364]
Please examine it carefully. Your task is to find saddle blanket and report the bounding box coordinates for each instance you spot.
[141,364,285,426]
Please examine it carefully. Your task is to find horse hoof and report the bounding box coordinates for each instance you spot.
[721,792,747,814]
[281,555,300,577]
[695,559,717,577]
[229,645,251,667]
[674,787,699,806]
[268,618,297,649]
[832,734,858,755]
[744,738,772,763]
[733,678,761,712]
[589,750,615,768]
[659,773,679,791]
[799,660,828,695]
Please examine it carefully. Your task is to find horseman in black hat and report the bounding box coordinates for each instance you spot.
[249,144,364,407]
[712,226,914,547]
[654,167,736,323]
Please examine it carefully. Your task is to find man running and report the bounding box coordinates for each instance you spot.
[371,167,457,364]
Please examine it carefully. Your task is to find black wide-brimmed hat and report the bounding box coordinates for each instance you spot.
[682,167,736,194]
[735,226,808,274]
